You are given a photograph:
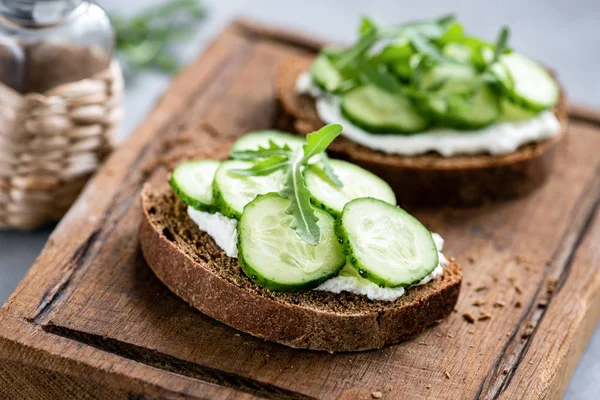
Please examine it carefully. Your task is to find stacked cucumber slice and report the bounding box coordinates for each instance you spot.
[170,130,440,292]
[309,15,559,133]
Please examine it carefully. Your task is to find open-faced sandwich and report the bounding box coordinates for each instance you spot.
[140,125,462,352]
[277,15,567,206]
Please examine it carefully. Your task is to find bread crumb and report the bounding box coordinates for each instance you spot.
[447,333,454,338]
[436,332,443,337]
[386,385,394,392]
[538,299,548,308]
[475,286,488,292]
[469,344,474,348]
[522,325,535,338]
[529,361,534,365]
[494,300,506,308]
[515,300,522,308]
[426,384,431,390]
[418,341,428,346]
[234,333,240,337]
[372,391,383,399]
[506,332,511,337]
[463,313,476,323]
[478,312,492,321]
[468,329,475,334]
[502,368,509,375]
[445,371,451,380]
[547,278,559,294]
[514,285,523,294]
[472,300,486,307]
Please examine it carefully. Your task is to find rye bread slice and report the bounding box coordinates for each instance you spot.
[276,55,569,207]
[140,186,462,352]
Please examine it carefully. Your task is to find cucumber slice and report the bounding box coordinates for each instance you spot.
[497,98,537,122]
[238,193,346,292]
[230,130,304,153]
[492,53,559,111]
[310,53,344,93]
[305,159,396,217]
[169,160,220,213]
[420,63,478,95]
[420,84,500,129]
[336,198,438,288]
[213,160,285,219]
[341,85,428,134]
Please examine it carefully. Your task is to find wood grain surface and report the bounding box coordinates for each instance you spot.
[1,20,600,400]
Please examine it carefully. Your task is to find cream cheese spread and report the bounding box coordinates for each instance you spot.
[296,72,560,157]
[187,206,447,302]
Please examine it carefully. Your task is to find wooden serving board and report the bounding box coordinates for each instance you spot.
[1,20,600,400]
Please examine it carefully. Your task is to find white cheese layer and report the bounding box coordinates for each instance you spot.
[187,207,238,258]
[296,72,560,157]
[188,206,447,302]
[313,233,448,301]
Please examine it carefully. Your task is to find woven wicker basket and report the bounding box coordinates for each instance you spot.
[0,61,123,230]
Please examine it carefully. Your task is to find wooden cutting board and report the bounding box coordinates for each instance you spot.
[1,20,600,400]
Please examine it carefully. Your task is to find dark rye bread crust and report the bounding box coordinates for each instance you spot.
[140,187,462,352]
[276,55,569,207]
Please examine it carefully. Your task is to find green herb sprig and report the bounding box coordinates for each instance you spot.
[111,0,207,75]
[319,15,512,110]
[230,124,343,245]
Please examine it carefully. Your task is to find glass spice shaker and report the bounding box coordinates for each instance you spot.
[0,0,113,93]
[0,0,121,230]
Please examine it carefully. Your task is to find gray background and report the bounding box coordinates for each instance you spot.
[0,1,598,398]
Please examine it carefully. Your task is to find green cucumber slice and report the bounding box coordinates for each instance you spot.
[238,193,346,292]
[492,53,559,111]
[420,63,478,95]
[340,85,428,134]
[169,160,220,213]
[497,98,537,122]
[305,159,396,217]
[213,160,285,219]
[420,84,500,129]
[336,198,438,288]
[230,130,304,153]
[310,53,344,93]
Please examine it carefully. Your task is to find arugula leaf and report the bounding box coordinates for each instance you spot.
[230,140,291,160]
[279,151,321,245]
[301,124,343,162]
[359,16,378,37]
[357,59,403,93]
[408,32,451,63]
[492,26,510,63]
[335,30,379,71]
[229,124,343,245]
[320,153,343,186]
[229,156,289,176]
